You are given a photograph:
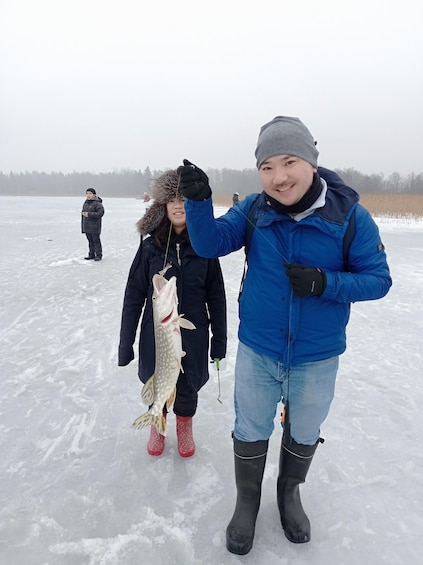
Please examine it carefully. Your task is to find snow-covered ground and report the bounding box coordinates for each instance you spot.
[1,196,422,565]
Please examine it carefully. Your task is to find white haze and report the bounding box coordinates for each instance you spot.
[0,0,422,176]
[0,196,422,565]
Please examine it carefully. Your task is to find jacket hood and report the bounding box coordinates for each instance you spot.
[85,196,102,203]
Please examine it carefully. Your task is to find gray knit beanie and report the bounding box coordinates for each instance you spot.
[255,116,319,169]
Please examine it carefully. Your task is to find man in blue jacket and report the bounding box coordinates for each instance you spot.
[177,116,392,555]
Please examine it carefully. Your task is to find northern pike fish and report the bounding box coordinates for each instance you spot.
[132,273,195,435]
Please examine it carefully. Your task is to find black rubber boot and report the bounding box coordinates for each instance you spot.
[277,436,319,543]
[226,437,268,555]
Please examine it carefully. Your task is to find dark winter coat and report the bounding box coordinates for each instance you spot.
[81,197,104,234]
[184,167,392,367]
[118,235,227,391]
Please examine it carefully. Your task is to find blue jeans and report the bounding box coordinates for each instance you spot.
[234,342,339,445]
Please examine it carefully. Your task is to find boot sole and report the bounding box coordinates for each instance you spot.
[178,447,195,458]
[282,522,311,544]
[283,531,310,543]
[226,531,253,555]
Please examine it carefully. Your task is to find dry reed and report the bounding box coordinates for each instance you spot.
[213,193,423,218]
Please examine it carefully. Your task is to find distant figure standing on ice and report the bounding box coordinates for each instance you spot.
[232,192,239,205]
[81,188,104,261]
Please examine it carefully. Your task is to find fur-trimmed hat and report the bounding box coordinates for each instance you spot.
[137,169,183,235]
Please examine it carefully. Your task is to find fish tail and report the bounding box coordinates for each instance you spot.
[132,410,167,436]
[166,387,177,412]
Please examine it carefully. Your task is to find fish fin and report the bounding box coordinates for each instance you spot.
[132,410,153,430]
[141,375,155,405]
[179,354,186,373]
[132,410,167,436]
[156,413,167,436]
[166,387,177,412]
[179,316,196,330]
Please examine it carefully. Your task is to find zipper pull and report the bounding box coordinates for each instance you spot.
[176,242,181,266]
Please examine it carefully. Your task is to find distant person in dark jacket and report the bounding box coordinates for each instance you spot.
[177,116,392,554]
[118,170,227,458]
[81,188,104,261]
[232,192,239,205]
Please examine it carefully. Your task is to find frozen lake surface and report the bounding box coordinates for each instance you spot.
[1,196,422,564]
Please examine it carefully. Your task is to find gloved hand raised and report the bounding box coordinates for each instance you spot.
[176,159,212,201]
[284,263,327,297]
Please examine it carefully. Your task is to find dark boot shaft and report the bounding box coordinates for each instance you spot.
[280,438,318,483]
[234,437,268,494]
[277,437,319,544]
[226,437,268,555]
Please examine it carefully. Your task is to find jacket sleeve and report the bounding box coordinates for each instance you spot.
[205,258,227,360]
[118,241,148,366]
[323,205,392,303]
[184,197,253,257]
[90,201,105,218]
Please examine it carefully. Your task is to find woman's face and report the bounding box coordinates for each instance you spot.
[166,198,186,233]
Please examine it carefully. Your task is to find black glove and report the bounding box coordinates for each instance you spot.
[284,263,327,297]
[176,159,212,201]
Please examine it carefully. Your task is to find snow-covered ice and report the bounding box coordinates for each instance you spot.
[1,196,422,565]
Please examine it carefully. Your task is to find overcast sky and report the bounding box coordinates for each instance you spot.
[1,0,422,176]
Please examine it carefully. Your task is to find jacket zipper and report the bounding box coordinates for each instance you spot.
[176,243,181,266]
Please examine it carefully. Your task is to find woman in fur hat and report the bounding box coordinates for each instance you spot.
[118,170,227,457]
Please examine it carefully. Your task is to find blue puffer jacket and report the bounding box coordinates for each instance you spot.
[184,167,392,366]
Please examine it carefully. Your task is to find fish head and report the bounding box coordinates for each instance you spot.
[152,274,179,326]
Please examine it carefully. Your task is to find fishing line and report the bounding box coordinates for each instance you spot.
[284,290,294,437]
[213,359,223,403]
[161,172,183,272]
[162,223,173,272]
[237,198,294,428]
[237,199,289,264]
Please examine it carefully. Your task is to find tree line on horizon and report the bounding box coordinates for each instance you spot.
[0,166,422,197]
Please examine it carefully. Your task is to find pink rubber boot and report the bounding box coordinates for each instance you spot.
[147,416,166,456]
[176,416,195,458]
